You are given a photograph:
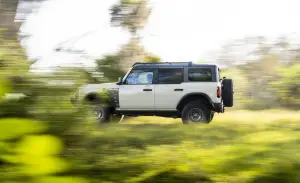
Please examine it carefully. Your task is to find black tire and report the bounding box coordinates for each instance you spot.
[88,98,112,123]
[222,79,234,107]
[209,112,215,123]
[181,100,211,124]
[92,106,111,123]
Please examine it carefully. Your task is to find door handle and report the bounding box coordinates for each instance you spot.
[174,89,183,91]
[143,89,152,91]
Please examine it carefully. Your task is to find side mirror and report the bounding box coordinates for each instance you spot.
[116,77,123,85]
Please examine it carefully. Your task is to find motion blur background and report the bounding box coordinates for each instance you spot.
[1,0,300,182]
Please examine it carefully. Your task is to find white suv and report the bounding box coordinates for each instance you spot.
[71,62,234,124]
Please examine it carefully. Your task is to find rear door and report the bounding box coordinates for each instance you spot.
[154,67,185,110]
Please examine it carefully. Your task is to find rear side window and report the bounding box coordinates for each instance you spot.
[158,68,183,84]
[188,68,213,82]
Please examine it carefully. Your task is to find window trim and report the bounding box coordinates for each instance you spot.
[187,67,214,82]
[123,68,157,85]
[157,68,184,85]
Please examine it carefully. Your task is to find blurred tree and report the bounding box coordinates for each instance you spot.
[0,0,44,39]
[0,27,90,181]
[117,37,147,72]
[239,54,280,109]
[0,0,21,39]
[95,52,161,82]
[217,36,300,109]
[110,0,152,71]
[96,54,126,82]
[110,0,151,35]
[93,0,158,82]
[0,28,33,117]
[270,64,300,108]
[0,29,91,121]
[144,54,161,63]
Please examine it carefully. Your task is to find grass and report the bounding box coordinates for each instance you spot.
[64,110,300,183]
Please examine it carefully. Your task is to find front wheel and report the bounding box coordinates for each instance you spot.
[92,105,111,123]
[181,100,211,124]
[86,98,112,123]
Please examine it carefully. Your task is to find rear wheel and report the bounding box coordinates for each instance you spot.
[209,112,215,122]
[181,100,211,124]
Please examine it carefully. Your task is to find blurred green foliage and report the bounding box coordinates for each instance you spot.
[2,29,300,182]
[0,27,92,182]
[144,55,161,63]
[0,118,45,140]
[96,54,126,82]
[219,37,300,110]
[95,53,162,82]
[0,79,12,97]
[270,64,300,108]
[1,1,300,182]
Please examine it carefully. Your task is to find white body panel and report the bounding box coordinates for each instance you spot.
[154,84,185,110]
[78,81,222,111]
[78,83,117,100]
[155,82,222,110]
[119,84,155,110]
[181,82,222,104]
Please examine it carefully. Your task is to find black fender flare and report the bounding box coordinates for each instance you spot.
[176,92,214,111]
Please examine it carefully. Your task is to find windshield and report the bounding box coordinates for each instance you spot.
[122,68,133,83]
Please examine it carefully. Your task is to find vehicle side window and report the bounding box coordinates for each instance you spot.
[188,68,213,82]
[158,68,183,84]
[125,69,154,85]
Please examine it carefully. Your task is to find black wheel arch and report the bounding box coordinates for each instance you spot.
[83,92,112,107]
[84,92,116,117]
[84,92,101,102]
[177,93,213,112]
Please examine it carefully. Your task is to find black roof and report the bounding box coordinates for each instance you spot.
[132,62,217,68]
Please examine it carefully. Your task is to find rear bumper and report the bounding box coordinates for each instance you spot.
[212,103,224,113]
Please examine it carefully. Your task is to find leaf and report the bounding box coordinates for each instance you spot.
[16,135,63,156]
[14,135,69,176]
[19,156,69,176]
[34,176,89,183]
[0,118,46,140]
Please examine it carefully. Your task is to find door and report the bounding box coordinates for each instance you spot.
[119,68,155,110]
[155,68,185,110]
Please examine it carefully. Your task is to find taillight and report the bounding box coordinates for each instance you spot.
[217,87,221,98]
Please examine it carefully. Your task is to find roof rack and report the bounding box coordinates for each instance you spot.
[132,62,193,67]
